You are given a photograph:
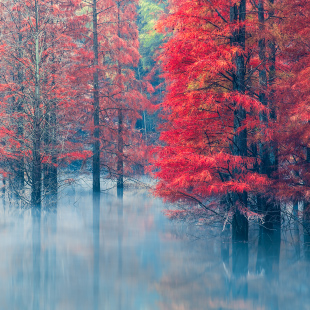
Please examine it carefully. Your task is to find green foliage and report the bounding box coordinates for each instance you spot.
[138,0,165,71]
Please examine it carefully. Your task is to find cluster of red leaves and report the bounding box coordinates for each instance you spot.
[152,0,310,215]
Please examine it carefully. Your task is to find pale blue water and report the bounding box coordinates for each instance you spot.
[0,184,309,310]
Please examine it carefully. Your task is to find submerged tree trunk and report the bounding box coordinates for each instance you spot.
[231,0,248,242]
[92,0,100,192]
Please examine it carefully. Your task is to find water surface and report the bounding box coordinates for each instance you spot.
[0,184,309,310]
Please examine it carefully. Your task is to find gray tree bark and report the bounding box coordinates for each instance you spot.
[92,0,101,192]
[231,0,248,242]
[31,0,42,207]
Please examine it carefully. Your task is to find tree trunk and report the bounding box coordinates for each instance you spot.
[116,1,124,190]
[231,0,248,242]
[268,0,281,225]
[43,98,51,194]
[257,0,272,224]
[31,0,42,207]
[92,0,100,192]
[50,98,58,196]
[16,15,25,189]
[117,108,124,189]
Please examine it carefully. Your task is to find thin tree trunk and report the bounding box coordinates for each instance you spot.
[44,4,57,197]
[43,96,51,194]
[32,0,42,207]
[257,0,271,223]
[116,1,124,190]
[50,3,57,196]
[117,108,124,189]
[17,12,24,188]
[92,0,100,192]
[268,0,281,225]
[231,0,248,242]
[50,97,58,196]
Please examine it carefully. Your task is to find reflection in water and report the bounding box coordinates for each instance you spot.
[32,208,41,310]
[256,226,281,278]
[93,193,100,310]
[117,189,123,310]
[256,226,281,310]
[0,184,309,309]
[232,239,249,299]
[304,204,310,261]
[44,196,57,310]
[304,222,310,261]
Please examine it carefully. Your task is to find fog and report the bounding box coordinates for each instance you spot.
[0,183,309,310]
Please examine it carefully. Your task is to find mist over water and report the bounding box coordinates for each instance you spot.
[0,183,309,310]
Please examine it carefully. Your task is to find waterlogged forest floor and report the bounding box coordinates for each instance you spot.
[0,179,309,310]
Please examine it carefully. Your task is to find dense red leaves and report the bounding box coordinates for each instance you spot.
[272,0,310,201]
[153,0,310,212]
[152,0,283,209]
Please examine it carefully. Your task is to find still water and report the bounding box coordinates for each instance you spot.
[0,183,309,310]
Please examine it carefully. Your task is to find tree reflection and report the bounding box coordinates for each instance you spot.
[93,192,100,310]
[232,239,249,299]
[256,225,281,310]
[44,196,57,310]
[117,188,123,310]
[32,207,41,310]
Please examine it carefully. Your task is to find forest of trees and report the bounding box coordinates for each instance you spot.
[0,0,309,246]
[0,0,153,206]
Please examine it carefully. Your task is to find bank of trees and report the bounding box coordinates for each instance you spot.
[0,0,150,206]
[153,0,310,240]
[0,0,309,229]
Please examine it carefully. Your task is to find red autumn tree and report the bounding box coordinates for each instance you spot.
[76,0,151,192]
[272,1,310,213]
[0,0,89,206]
[152,0,281,240]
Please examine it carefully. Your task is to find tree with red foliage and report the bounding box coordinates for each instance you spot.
[271,0,310,242]
[0,0,88,206]
[77,0,151,192]
[153,0,281,240]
